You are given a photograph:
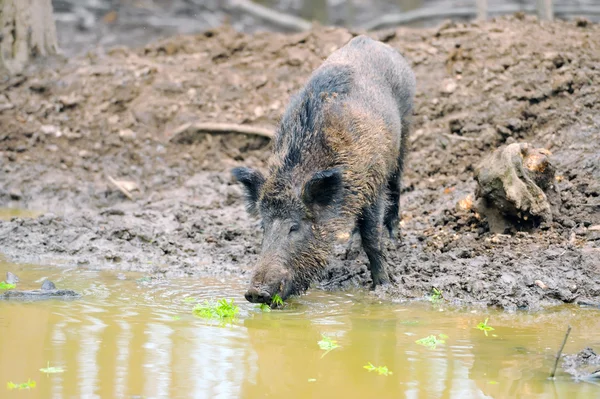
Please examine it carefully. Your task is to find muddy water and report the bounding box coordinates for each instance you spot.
[1,260,599,399]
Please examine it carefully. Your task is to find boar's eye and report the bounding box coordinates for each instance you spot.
[289,223,300,234]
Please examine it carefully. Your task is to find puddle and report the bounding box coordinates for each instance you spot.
[1,259,599,398]
[0,208,43,221]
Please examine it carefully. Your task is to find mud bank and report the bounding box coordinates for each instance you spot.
[1,15,599,310]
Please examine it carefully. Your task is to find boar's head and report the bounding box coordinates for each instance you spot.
[232,166,343,304]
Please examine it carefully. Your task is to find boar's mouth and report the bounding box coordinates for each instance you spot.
[244,279,295,304]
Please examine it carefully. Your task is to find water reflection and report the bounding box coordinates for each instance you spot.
[1,262,599,398]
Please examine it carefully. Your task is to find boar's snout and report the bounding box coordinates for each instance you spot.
[244,287,272,304]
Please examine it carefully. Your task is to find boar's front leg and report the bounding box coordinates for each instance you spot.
[359,195,391,288]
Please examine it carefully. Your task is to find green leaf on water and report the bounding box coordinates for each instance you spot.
[429,287,443,302]
[271,294,284,307]
[363,362,393,376]
[475,318,495,336]
[0,281,16,290]
[256,303,271,312]
[193,299,239,320]
[317,334,340,358]
[488,380,499,385]
[40,362,64,374]
[415,334,447,349]
[6,379,36,390]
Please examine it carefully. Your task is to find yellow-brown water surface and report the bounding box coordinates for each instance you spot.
[1,259,599,399]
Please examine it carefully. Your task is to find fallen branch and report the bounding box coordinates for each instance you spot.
[168,122,275,143]
[550,325,572,379]
[362,5,600,30]
[227,0,312,32]
[442,133,477,142]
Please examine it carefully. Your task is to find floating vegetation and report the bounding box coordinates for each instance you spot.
[183,297,197,303]
[271,294,284,307]
[317,334,340,358]
[415,334,448,349]
[171,315,181,321]
[364,362,393,376]
[40,362,65,374]
[0,281,16,290]
[7,379,36,390]
[429,287,443,303]
[475,318,495,336]
[256,303,271,312]
[192,299,239,320]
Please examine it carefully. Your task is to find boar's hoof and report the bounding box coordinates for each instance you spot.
[245,287,272,304]
[371,272,391,289]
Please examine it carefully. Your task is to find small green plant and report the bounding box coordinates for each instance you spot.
[271,294,284,307]
[415,334,448,349]
[429,287,443,302]
[364,362,393,376]
[256,303,271,312]
[0,281,16,290]
[475,318,495,336]
[40,362,64,374]
[6,379,36,390]
[317,334,340,358]
[193,299,239,320]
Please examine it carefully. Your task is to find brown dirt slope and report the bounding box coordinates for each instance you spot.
[0,15,599,310]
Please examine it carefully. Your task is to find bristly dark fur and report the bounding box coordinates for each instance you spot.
[275,64,353,173]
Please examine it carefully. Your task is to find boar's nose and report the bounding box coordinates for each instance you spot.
[245,287,272,303]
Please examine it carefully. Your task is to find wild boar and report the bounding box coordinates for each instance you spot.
[233,35,416,303]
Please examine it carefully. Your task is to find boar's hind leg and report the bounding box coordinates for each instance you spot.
[383,162,401,241]
[359,197,391,288]
[384,120,410,241]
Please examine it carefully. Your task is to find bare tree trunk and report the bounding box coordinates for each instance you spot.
[536,0,554,21]
[476,0,488,21]
[0,0,58,75]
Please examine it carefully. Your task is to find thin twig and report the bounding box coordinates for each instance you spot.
[107,176,134,201]
[550,325,572,379]
[168,122,275,143]
[442,133,477,142]
[361,5,600,30]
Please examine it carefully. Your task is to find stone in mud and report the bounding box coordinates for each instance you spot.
[6,271,19,284]
[474,143,556,233]
[563,347,600,380]
[0,289,81,301]
[41,280,56,290]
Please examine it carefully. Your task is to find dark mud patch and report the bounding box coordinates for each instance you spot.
[1,16,599,311]
[563,347,600,381]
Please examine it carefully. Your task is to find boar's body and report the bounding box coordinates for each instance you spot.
[233,35,416,303]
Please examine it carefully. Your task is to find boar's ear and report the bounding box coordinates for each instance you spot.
[232,167,265,216]
[302,168,343,208]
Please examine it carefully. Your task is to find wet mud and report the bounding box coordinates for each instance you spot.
[1,15,599,311]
